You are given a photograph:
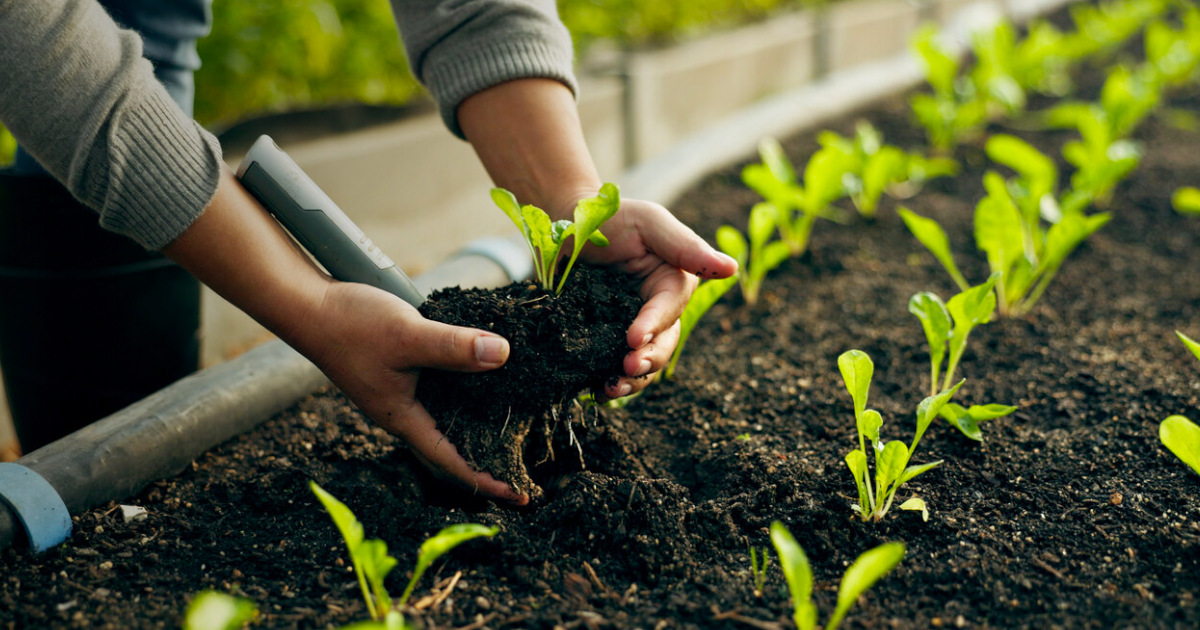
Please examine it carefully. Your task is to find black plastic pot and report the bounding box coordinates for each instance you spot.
[0,171,200,453]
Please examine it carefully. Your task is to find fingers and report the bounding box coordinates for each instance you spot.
[625,264,697,350]
[397,318,510,373]
[606,319,682,399]
[385,403,529,506]
[631,199,739,280]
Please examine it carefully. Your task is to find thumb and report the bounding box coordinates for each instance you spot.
[403,320,509,372]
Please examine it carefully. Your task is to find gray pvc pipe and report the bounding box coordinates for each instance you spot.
[1,0,1060,551]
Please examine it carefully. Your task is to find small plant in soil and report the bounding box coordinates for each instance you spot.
[908,276,1017,441]
[183,591,258,630]
[839,349,959,522]
[1159,331,1200,476]
[715,202,789,305]
[768,521,904,630]
[664,274,737,379]
[909,26,988,155]
[1172,186,1200,215]
[749,544,771,599]
[741,137,849,256]
[311,482,498,627]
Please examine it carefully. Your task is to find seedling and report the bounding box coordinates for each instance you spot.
[909,26,988,154]
[900,135,1110,317]
[1171,187,1200,215]
[183,591,258,630]
[1160,332,1200,477]
[838,349,957,522]
[769,520,904,630]
[749,545,771,598]
[716,202,790,305]
[741,137,850,256]
[310,482,498,625]
[664,274,738,380]
[491,183,620,294]
[968,20,1027,120]
[908,279,1017,441]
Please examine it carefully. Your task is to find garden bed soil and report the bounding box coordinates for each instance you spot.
[4,16,1200,630]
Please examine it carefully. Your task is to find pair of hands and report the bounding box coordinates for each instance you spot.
[308,197,737,506]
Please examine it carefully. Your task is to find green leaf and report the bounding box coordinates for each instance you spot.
[985,134,1057,219]
[748,202,778,250]
[898,207,968,290]
[521,204,557,289]
[715,225,748,265]
[759,137,797,184]
[845,449,871,518]
[183,591,258,630]
[1160,415,1200,476]
[939,403,982,441]
[825,542,905,630]
[898,460,943,486]
[946,272,1000,328]
[490,188,528,242]
[558,183,620,294]
[1178,331,1200,362]
[913,380,964,450]
[665,275,738,379]
[310,481,364,551]
[769,521,816,630]
[357,539,398,616]
[1172,187,1200,215]
[914,26,957,97]
[858,146,907,216]
[860,409,883,447]
[838,350,874,426]
[875,441,910,503]
[908,291,952,381]
[804,147,852,213]
[974,173,1025,279]
[399,524,499,607]
[899,497,930,522]
[1041,212,1110,273]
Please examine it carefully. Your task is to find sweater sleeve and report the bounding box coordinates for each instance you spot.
[0,0,222,251]
[388,0,578,138]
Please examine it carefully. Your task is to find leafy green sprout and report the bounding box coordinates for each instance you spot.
[491,183,620,295]
[310,482,498,625]
[741,137,850,256]
[909,26,988,154]
[749,545,771,598]
[838,349,956,522]
[816,121,949,219]
[183,591,258,630]
[769,521,904,630]
[908,278,1017,441]
[715,202,791,305]
[1172,187,1200,215]
[1160,332,1200,477]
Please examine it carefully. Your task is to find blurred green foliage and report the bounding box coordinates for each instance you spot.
[0,125,14,166]
[559,0,815,49]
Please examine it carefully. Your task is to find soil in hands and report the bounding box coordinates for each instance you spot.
[417,263,642,501]
[3,10,1200,630]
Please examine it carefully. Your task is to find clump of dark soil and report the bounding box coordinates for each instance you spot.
[3,5,1200,630]
[417,263,642,500]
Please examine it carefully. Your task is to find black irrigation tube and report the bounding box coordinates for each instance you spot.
[1,0,1061,552]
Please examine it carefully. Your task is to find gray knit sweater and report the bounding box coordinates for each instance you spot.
[0,0,576,251]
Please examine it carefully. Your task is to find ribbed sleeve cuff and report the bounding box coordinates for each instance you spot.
[422,37,579,139]
[83,84,222,251]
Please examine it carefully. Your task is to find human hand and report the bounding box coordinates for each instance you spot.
[303,281,530,506]
[572,196,738,399]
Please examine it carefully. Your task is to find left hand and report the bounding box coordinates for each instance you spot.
[574,196,738,399]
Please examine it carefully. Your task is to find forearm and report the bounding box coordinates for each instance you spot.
[458,78,601,218]
[161,168,331,351]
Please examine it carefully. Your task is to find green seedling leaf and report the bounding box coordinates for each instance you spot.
[1172,187,1200,215]
[357,539,398,615]
[491,188,529,245]
[311,482,394,620]
[939,402,1017,441]
[860,409,883,447]
[845,449,871,517]
[183,591,258,630]
[1160,415,1200,476]
[944,273,1000,388]
[875,441,911,505]
[913,380,964,451]
[986,134,1057,213]
[338,611,410,630]
[826,542,905,630]
[858,146,908,216]
[898,460,943,486]
[974,174,1024,292]
[760,137,797,184]
[1178,331,1200,361]
[665,275,738,379]
[914,26,957,97]
[716,225,748,265]
[898,207,968,290]
[398,523,499,608]
[769,521,817,630]
[899,497,930,522]
[909,291,952,392]
[557,183,620,294]
[838,349,873,422]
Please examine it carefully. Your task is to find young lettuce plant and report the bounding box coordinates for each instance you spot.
[741,137,851,256]
[1160,332,1200,477]
[909,277,1017,441]
[769,520,904,630]
[900,135,1110,317]
[838,349,959,522]
[183,591,259,630]
[310,482,498,627]
[909,26,988,155]
[968,20,1027,121]
[491,183,620,294]
[749,545,771,598]
[715,202,791,305]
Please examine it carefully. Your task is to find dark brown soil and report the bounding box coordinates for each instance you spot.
[4,10,1200,630]
[417,263,642,501]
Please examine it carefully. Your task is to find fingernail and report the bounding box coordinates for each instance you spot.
[475,336,508,365]
[615,382,633,398]
[637,359,652,376]
[639,333,653,347]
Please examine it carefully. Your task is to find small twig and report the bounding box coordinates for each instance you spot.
[1033,558,1065,580]
[712,608,783,630]
[582,561,607,593]
[455,612,499,630]
[519,295,549,306]
[412,570,462,610]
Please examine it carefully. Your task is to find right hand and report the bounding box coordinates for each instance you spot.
[302,280,529,506]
